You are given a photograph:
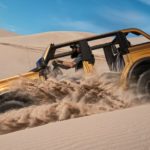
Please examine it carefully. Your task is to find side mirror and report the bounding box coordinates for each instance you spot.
[36,57,46,69]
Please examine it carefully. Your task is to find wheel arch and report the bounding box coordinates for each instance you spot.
[127,57,150,84]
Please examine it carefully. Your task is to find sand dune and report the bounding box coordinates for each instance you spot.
[0,29,150,149]
[0,104,150,150]
[0,29,146,79]
[0,31,95,48]
[0,29,18,37]
[0,31,94,79]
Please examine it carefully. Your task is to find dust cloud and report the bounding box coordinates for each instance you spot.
[0,68,145,135]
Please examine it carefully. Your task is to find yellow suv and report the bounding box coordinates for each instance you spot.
[0,28,150,112]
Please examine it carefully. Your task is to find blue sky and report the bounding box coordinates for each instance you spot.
[0,0,150,35]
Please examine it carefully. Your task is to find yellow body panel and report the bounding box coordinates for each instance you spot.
[120,43,150,88]
[0,72,40,94]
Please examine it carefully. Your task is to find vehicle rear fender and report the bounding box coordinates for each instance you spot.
[127,57,150,84]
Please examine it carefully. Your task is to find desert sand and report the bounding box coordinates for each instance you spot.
[0,29,150,149]
[0,104,150,150]
[0,31,95,79]
[0,29,18,37]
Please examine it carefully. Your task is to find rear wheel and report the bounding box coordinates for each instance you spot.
[0,100,26,113]
[137,70,150,98]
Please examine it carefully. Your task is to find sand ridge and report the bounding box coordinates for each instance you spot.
[0,104,150,150]
[0,29,18,37]
[0,31,95,79]
[0,29,150,150]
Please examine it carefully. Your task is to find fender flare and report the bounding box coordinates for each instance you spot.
[127,57,150,83]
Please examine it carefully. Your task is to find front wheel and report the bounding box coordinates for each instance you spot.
[137,70,150,98]
[0,100,26,113]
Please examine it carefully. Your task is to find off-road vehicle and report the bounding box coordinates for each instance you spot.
[0,28,150,112]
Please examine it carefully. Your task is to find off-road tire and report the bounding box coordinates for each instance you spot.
[0,100,26,113]
[137,70,150,98]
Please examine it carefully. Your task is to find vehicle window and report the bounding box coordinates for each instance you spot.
[126,33,150,47]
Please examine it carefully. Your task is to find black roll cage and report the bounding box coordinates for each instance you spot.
[34,28,150,72]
